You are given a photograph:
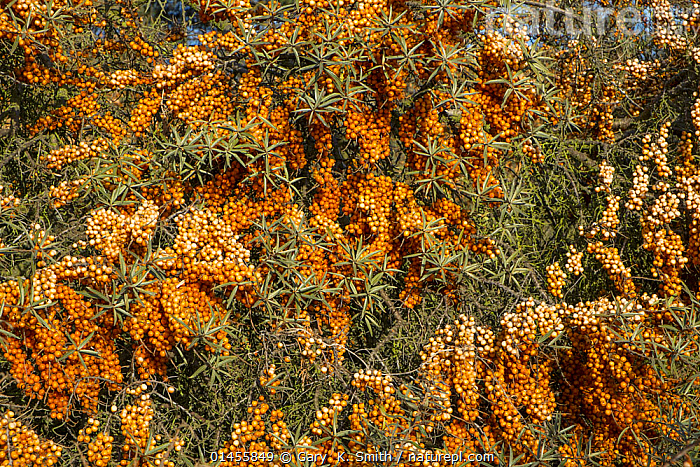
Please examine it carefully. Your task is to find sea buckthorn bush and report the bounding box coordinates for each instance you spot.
[2,0,700,465]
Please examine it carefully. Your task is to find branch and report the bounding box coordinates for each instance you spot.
[566,147,597,169]
[0,135,48,168]
[522,1,576,18]
[366,289,408,364]
[661,437,700,467]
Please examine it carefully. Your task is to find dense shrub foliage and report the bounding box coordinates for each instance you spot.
[2,0,700,465]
